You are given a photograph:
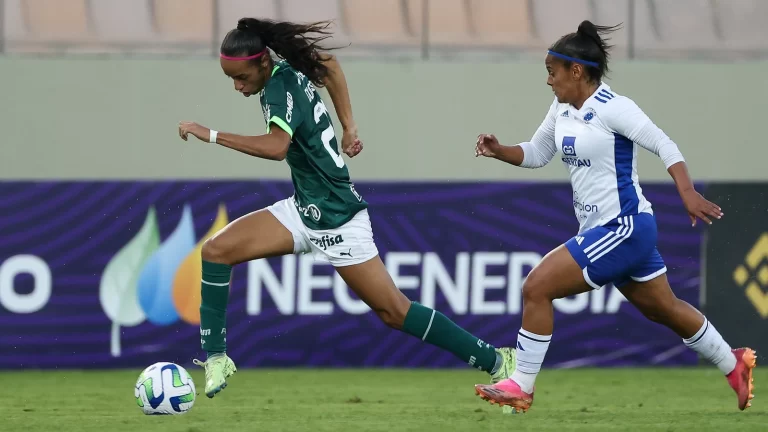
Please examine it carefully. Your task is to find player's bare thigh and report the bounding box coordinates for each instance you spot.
[335,255,412,329]
[524,244,592,301]
[519,245,592,334]
[202,209,295,265]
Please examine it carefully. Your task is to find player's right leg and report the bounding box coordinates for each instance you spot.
[473,243,592,412]
[334,255,515,382]
[193,200,299,398]
[308,209,516,383]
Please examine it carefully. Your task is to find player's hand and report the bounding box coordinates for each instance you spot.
[681,188,723,226]
[475,134,500,158]
[178,121,211,142]
[342,126,363,158]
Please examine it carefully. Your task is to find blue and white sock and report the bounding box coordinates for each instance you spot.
[683,318,736,375]
[511,328,551,393]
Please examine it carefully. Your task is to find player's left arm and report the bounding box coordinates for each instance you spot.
[178,122,291,161]
[603,98,723,226]
[320,54,362,157]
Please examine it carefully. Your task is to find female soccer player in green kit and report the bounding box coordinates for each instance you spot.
[177,17,515,398]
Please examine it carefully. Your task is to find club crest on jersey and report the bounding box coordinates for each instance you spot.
[582,108,596,123]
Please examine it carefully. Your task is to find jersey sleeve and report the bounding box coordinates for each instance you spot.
[263,78,304,137]
[601,97,685,169]
[518,98,559,168]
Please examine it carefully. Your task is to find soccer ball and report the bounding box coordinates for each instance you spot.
[135,362,196,415]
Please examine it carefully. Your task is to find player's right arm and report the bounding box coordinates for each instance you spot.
[214,124,292,160]
[177,79,303,161]
[475,99,559,168]
[178,121,291,161]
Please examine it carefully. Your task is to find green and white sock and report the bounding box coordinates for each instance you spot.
[402,301,498,372]
[200,260,231,358]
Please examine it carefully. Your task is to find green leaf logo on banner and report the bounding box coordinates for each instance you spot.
[99,207,161,357]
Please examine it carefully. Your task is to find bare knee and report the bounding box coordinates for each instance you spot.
[374,296,411,330]
[201,236,233,265]
[522,268,554,304]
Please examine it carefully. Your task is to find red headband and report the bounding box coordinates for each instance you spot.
[219,49,268,61]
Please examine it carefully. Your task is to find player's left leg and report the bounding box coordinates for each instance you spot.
[619,272,756,411]
[309,209,514,382]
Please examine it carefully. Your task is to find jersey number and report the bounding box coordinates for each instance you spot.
[313,100,345,168]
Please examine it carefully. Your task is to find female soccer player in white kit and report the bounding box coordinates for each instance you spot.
[473,21,756,413]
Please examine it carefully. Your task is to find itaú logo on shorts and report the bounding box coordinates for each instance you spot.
[99,204,229,357]
[310,234,344,251]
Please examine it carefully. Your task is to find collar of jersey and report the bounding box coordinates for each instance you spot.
[573,81,610,112]
[258,65,282,98]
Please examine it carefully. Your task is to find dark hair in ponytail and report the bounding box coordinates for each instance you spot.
[220,18,341,87]
[549,20,621,83]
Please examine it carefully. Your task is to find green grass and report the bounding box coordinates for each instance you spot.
[0,367,765,431]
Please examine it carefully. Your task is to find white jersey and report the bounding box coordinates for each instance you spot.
[519,83,685,233]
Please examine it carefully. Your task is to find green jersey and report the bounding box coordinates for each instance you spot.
[259,61,368,230]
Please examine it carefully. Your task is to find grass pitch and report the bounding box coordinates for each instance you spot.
[1,367,765,431]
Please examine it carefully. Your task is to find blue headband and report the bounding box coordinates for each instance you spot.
[547,50,599,68]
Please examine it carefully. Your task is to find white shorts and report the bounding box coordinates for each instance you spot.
[266,197,379,267]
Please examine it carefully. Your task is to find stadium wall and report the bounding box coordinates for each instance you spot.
[1,58,767,181]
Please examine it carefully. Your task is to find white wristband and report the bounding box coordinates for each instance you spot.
[209,129,218,143]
